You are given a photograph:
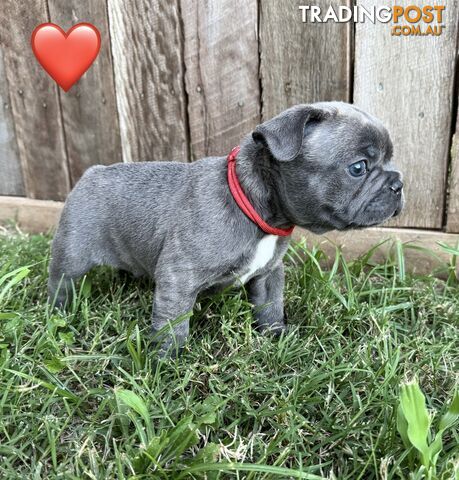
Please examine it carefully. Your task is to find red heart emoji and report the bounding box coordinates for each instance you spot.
[31,23,101,92]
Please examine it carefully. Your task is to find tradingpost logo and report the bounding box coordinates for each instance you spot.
[298,4,446,36]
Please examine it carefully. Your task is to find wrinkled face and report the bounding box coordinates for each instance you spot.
[255,103,404,233]
[289,113,403,232]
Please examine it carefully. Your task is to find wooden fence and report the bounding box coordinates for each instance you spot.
[1,0,459,269]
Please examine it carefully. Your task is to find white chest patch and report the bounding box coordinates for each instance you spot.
[238,235,278,284]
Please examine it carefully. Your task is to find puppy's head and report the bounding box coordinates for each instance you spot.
[252,102,404,233]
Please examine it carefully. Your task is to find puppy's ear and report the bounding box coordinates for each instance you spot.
[252,104,333,161]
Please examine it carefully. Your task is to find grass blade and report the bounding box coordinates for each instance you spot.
[115,389,150,427]
[399,379,431,468]
[178,462,328,479]
[429,392,459,466]
[0,266,30,305]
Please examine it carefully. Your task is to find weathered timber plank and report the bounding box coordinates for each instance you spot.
[0,0,70,200]
[181,0,260,159]
[107,0,189,162]
[259,0,352,120]
[354,0,459,229]
[0,196,63,233]
[0,47,24,195]
[47,0,122,184]
[446,99,459,232]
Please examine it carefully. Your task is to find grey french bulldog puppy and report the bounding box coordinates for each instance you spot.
[48,102,404,356]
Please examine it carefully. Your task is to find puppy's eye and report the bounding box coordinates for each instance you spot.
[348,160,368,177]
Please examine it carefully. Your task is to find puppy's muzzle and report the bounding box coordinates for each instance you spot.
[389,177,404,217]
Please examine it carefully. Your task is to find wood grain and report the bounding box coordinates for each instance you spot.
[0,47,24,196]
[107,0,189,163]
[446,104,459,232]
[259,0,352,120]
[47,0,122,185]
[181,0,260,160]
[0,0,70,200]
[0,196,63,234]
[354,0,459,229]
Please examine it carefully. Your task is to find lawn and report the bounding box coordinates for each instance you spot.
[0,232,457,479]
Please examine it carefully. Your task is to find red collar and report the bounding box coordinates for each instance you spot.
[227,146,294,237]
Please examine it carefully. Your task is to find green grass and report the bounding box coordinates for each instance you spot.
[0,232,457,479]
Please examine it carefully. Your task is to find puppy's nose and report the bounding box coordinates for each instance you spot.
[389,179,403,194]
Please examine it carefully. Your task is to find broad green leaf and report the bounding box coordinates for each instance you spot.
[198,410,216,425]
[48,315,67,329]
[429,391,459,466]
[196,396,219,425]
[191,442,220,464]
[438,391,459,432]
[3,317,21,336]
[0,312,18,320]
[44,357,66,373]
[397,404,411,449]
[132,436,164,474]
[399,379,431,468]
[143,436,166,461]
[170,424,199,461]
[141,432,171,470]
[115,389,150,426]
[58,331,75,345]
[183,443,220,479]
[161,416,199,464]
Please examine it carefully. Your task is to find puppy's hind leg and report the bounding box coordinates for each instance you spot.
[47,240,94,309]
